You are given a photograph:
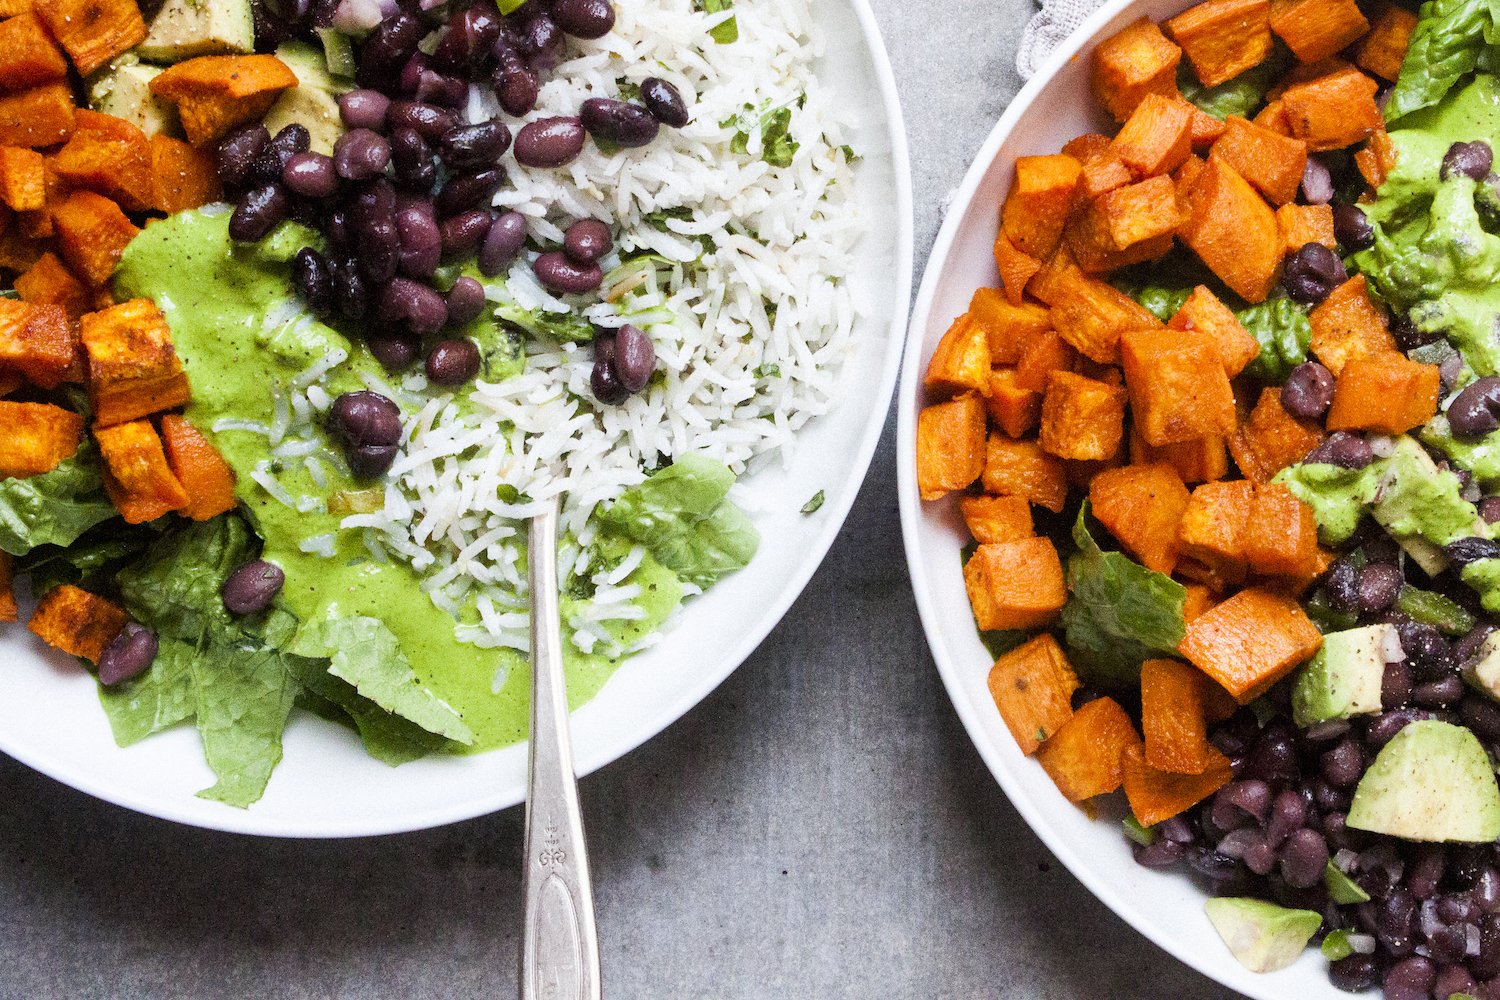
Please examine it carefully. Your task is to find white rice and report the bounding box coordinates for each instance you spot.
[366,0,861,657]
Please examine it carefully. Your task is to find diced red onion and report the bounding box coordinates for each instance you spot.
[1334,848,1359,873]
[1420,900,1443,939]
[1216,828,1261,860]
[332,0,397,34]
[1383,627,1407,664]
[1302,158,1334,204]
[1348,933,1377,955]
[1468,923,1483,956]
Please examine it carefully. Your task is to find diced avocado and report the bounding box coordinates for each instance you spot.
[1204,898,1322,973]
[1348,720,1500,842]
[261,42,350,156]
[138,0,255,62]
[275,42,346,95]
[1464,633,1500,701]
[1274,460,1383,545]
[1324,861,1371,904]
[88,59,179,138]
[1371,437,1488,576]
[1291,624,1391,728]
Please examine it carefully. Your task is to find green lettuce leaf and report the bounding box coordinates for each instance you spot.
[97,636,197,746]
[1177,57,1285,120]
[493,300,595,342]
[1060,503,1188,688]
[191,644,297,808]
[1386,0,1496,121]
[0,446,117,556]
[1125,284,1193,322]
[285,655,455,765]
[18,521,158,595]
[116,514,259,647]
[1239,296,1311,382]
[291,616,474,745]
[596,454,759,587]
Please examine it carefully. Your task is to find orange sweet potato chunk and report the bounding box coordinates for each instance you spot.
[1168,285,1260,377]
[15,251,90,319]
[1309,275,1395,376]
[1268,0,1369,64]
[1179,586,1324,702]
[0,13,67,91]
[964,536,1067,632]
[969,289,1051,364]
[1246,481,1319,580]
[1131,430,1229,484]
[0,146,44,212]
[96,418,188,524]
[1355,124,1398,189]
[1013,329,1077,394]
[80,298,191,427]
[1091,18,1182,122]
[1230,386,1326,483]
[1280,66,1383,152]
[1210,116,1309,206]
[1090,463,1190,574]
[149,134,222,215]
[28,584,127,663]
[1165,0,1274,87]
[1180,157,1282,303]
[1111,93,1193,177]
[50,112,154,213]
[1039,369,1126,461]
[0,299,76,388]
[1120,326,1237,446]
[1276,203,1337,254]
[959,494,1034,545]
[34,0,146,76]
[0,82,75,149]
[1067,174,1182,273]
[1178,479,1254,583]
[160,414,236,522]
[983,434,1067,512]
[1001,154,1083,261]
[1036,261,1164,363]
[993,232,1042,306]
[986,367,1042,438]
[925,313,991,396]
[1325,352,1440,435]
[1123,742,1233,826]
[1355,5,1418,82]
[988,633,1080,755]
[916,394,986,501]
[150,54,298,146]
[53,191,140,288]
[1141,658,1213,775]
[0,550,15,622]
[1036,697,1142,801]
[0,399,81,476]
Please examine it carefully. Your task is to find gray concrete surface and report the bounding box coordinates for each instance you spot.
[0,3,1245,998]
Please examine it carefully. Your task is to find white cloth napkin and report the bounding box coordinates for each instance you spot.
[1016,0,1109,79]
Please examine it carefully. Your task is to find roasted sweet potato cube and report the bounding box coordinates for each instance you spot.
[1355,5,1418,82]
[916,394,985,501]
[1039,370,1126,461]
[1067,174,1183,273]
[159,414,237,521]
[34,0,146,76]
[0,146,43,212]
[1123,742,1233,826]
[1180,157,1282,302]
[15,252,90,320]
[965,536,1067,632]
[149,134,222,215]
[1173,153,1206,202]
[1355,125,1397,189]
[959,494,1033,545]
[1168,285,1260,377]
[53,191,139,288]
[0,299,75,388]
[0,399,81,476]
[1111,93,1193,176]
[1230,386,1326,483]
[1183,584,1217,623]
[1014,329,1078,393]
[96,418,188,524]
[1276,203,1336,254]
[1166,0,1274,87]
[1132,431,1229,485]
[1121,327,1237,446]
[1001,154,1082,261]
[1268,0,1369,64]
[1079,147,1136,200]
[1281,66,1383,152]
[1209,116,1309,206]
[1037,697,1142,801]
[986,367,1042,438]
[1254,98,1292,136]
[80,298,191,427]
[1309,275,1395,376]
[1039,264,1165,364]
[1325,352,1440,435]
[988,634,1080,755]
[150,54,298,146]
[1178,479,1253,583]
[0,550,14,622]
[51,110,154,212]
[0,82,75,148]
[993,232,1041,306]
[1141,659,1213,774]
[1179,586,1323,701]
[0,13,67,91]
[925,313,991,396]
[27,584,127,663]
[1091,18,1182,122]
[1246,482,1319,580]
[969,289,1050,364]
[1090,463,1190,574]
[983,434,1068,512]
[0,1,31,13]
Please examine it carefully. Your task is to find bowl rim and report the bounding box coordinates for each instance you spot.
[0,0,915,840]
[896,1,1292,995]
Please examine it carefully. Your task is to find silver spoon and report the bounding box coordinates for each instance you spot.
[521,498,601,1000]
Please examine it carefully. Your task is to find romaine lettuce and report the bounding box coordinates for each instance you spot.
[1386,0,1497,121]
[0,446,117,556]
[98,636,197,747]
[1239,297,1311,383]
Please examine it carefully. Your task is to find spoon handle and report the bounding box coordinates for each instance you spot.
[521,499,601,1000]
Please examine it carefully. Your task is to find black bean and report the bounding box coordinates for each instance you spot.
[1332,202,1375,252]
[518,13,562,68]
[1328,954,1380,992]
[551,0,614,38]
[398,52,430,96]
[514,117,586,167]
[613,323,655,392]
[334,128,391,181]
[433,4,502,72]
[348,443,399,479]
[379,277,448,336]
[441,121,513,172]
[641,77,690,128]
[1379,887,1419,952]
[1433,965,1479,1000]
[494,60,540,117]
[1443,140,1494,182]
[1414,675,1464,707]
[216,124,270,189]
[1390,312,1437,351]
[1476,914,1500,978]
[1281,242,1348,306]
[357,11,424,89]
[1306,431,1373,469]
[1458,625,1497,664]
[1266,790,1307,849]
[425,339,482,386]
[292,247,334,317]
[1281,361,1336,420]
[533,250,602,295]
[352,176,397,235]
[1312,778,1351,813]
[367,328,418,372]
[435,167,506,217]
[1131,839,1185,868]
[333,257,370,320]
[282,152,339,198]
[1356,562,1403,614]
[1382,659,1412,710]
[270,123,311,161]
[1481,498,1500,524]
[580,97,660,148]
[592,336,628,405]
[1242,723,1299,784]
[1399,621,1454,674]
[220,560,286,616]
[1367,708,1432,747]
[390,128,438,193]
[331,391,403,448]
[480,211,527,275]
[444,277,486,328]
[1410,845,1449,901]
[229,184,289,242]
[395,202,441,280]
[1320,739,1364,787]
[1448,536,1500,566]
[563,218,612,265]
[1474,868,1500,914]
[1324,557,1360,613]
[414,70,469,108]
[339,89,390,130]
[434,211,488,261]
[1184,845,1240,883]
[358,218,400,284]
[1449,377,1500,439]
[97,622,158,686]
[386,101,458,143]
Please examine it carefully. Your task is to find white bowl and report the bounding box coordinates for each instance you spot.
[897,2,1341,997]
[0,0,913,838]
